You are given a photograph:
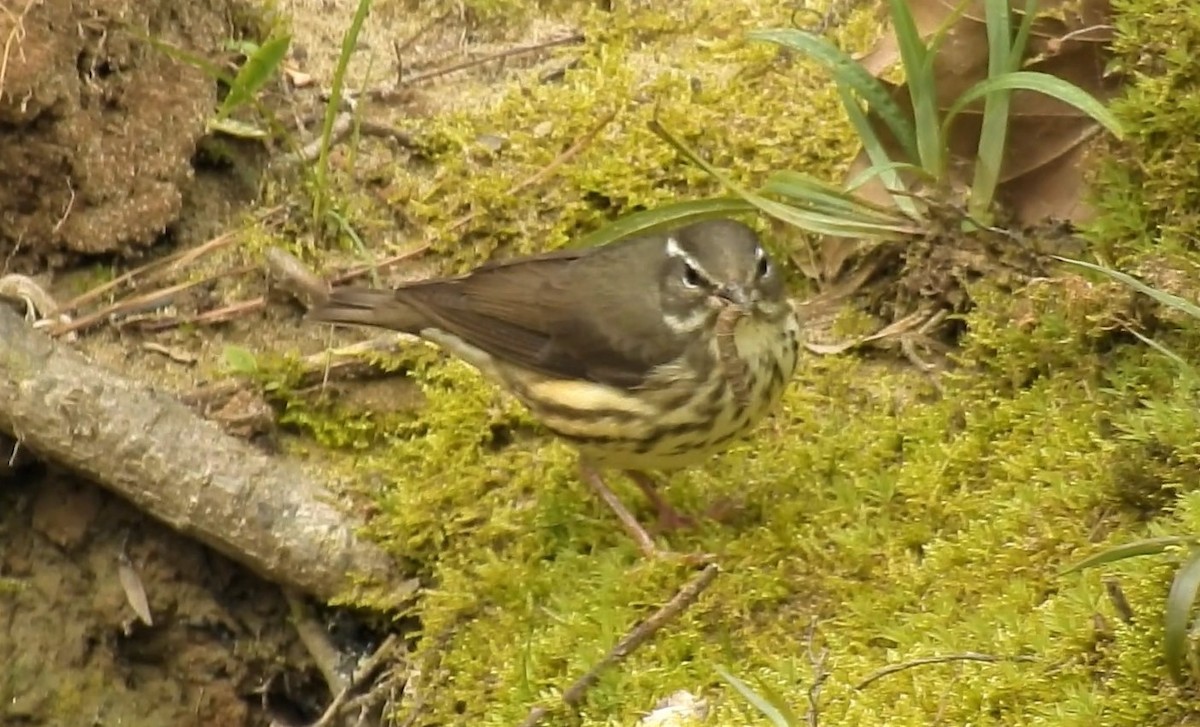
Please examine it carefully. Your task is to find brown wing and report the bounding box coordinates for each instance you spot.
[391,241,687,389]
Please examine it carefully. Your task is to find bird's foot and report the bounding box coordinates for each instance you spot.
[623,470,701,533]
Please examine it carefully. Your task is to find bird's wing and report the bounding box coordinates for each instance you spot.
[395,247,684,389]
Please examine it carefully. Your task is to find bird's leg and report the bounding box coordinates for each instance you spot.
[579,464,664,559]
[623,470,697,532]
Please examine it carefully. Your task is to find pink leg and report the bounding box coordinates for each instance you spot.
[579,464,664,559]
[624,470,697,532]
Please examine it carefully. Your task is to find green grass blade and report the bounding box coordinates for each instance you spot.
[969,0,1014,217]
[844,160,931,192]
[1054,257,1200,320]
[838,87,923,219]
[217,34,290,120]
[568,197,758,249]
[1127,328,1199,379]
[889,0,942,175]
[762,170,913,222]
[716,666,796,727]
[313,0,372,230]
[1010,0,1040,63]
[650,120,917,237]
[1165,548,1200,684]
[1062,536,1195,574]
[749,29,918,162]
[946,72,1126,141]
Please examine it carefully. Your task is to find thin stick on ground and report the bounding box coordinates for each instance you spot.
[53,265,258,336]
[309,629,403,727]
[51,205,283,318]
[854,652,1036,691]
[372,32,584,95]
[804,617,829,727]
[518,564,720,727]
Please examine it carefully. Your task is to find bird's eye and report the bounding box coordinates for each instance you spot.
[682,263,703,288]
[756,252,771,278]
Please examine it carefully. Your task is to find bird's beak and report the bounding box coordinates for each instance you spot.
[713,284,752,311]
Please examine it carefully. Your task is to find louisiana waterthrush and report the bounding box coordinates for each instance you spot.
[309,219,801,558]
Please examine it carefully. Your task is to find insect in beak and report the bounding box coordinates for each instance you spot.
[712,284,751,312]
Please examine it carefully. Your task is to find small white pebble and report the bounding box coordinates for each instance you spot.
[639,690,709,726]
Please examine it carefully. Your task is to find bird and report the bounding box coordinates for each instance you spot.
[308,218,802,558]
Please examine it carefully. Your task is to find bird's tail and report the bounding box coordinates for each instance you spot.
[307,287,426,333]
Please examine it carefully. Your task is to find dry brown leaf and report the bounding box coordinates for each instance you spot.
[857,0,1113,76]
[997,136,1103,225]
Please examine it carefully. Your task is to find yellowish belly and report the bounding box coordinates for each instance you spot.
[522,315,801,471]
[423,310,801,472]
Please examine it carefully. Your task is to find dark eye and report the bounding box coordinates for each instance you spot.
[756,253,771,278]
[682,263,703,288]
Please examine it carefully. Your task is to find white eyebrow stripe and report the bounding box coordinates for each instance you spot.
[665,235,715,281]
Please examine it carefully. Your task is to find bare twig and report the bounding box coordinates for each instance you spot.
[280,111,356,165]
[855,652,1036,691]
[804,618,828,727]
[519,564,720,727]
[52,265,258,336]
[178,333,420,414]
[329,246,432,287]
[1105,578,1135,624]
[287,589,351,696]
[372,32,583,96]
[0,274,60,322]
[392,9,453,83]
[309,633,403,727]
[52,206,283,318]
[265,247,331,308]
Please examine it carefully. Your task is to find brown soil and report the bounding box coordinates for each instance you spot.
[0,1,331,725]
[1,467,328,726]
[0,0,233,272]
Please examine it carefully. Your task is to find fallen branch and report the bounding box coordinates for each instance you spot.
[0,303,417,608]
[519,564,720,727]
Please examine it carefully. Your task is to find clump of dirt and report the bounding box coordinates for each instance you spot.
[0,468,328,726]
[0,0,237,272]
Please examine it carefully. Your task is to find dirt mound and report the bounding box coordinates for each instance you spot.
[0,0,234,272]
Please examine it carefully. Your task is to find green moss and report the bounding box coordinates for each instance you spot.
[263,0,1200,723]
[1088,0,1200,256]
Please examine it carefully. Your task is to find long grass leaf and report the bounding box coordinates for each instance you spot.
[314,0,372,228]
[890,0,942,175]
[749,29,918,162]
[839,87,923,219]
[651,121,917,237]
[1062,536,1196,574]
[217,34,291,119]
[1010,0,1040,64]
[1126,328,1200,380]
[762,170,913,222]
[844,161,931,192]
[1054,257,1200,319]
[716,667,795,727]
[946,72,1125,140]
[569,197,758,249]
[969,0,1014,216]
[1165,548,1200,684]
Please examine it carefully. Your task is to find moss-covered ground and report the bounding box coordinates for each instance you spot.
[267,0,1200,723]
